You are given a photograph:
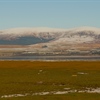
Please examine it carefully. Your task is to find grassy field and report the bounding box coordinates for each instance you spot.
[0,61,100,100]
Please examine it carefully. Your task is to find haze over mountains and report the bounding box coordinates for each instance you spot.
[0,27,100,56]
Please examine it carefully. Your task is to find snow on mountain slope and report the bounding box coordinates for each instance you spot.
[54,27,100,44]
[69,27,100,33]
[0,27,66,39]
[52,35,94,44]
[28,27,100,53]
[0,27,100,45]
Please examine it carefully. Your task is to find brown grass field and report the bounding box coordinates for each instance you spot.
[0,61,100,100]
[0,61,100,70]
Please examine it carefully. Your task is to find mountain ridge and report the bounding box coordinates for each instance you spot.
[0,26,100,45]
[0,27,100,56]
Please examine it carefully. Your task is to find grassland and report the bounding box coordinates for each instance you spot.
[0,61,100,100]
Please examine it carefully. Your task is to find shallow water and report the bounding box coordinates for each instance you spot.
[0,56,100,61]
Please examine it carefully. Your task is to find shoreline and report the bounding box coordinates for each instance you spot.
[0,56,100,61]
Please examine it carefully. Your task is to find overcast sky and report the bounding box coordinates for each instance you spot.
[0,0,100,30]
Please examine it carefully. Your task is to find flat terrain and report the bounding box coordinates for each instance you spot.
[0,61,100,100]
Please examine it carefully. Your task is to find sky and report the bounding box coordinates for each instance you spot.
[0,0,100,30]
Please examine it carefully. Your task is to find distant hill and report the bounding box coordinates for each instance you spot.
[0,27,100,56]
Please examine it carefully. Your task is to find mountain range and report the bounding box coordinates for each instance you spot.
[0,27,100,56]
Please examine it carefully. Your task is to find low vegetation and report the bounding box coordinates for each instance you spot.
[0,61,100,100]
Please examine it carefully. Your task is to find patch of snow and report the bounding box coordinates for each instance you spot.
[64,88,71,90]
[70,26,100,34]
[87,88,100,93]
[32,92,50,95]
[77,72,88,75]
[1,93,28,98]
[53,91,68,94]
[1,88,100,98]
[54,35,94,44]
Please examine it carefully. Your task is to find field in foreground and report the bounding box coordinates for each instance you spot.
[0,61,100,100]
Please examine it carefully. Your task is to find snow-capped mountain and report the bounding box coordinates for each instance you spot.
[54,27,100,44]
[0,27,66,45]
[0,27,100,45]
[0,27,66,39]
[0,26,100,56]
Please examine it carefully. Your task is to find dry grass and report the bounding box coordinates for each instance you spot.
[0,61,100,70]
[0,61,100,100]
